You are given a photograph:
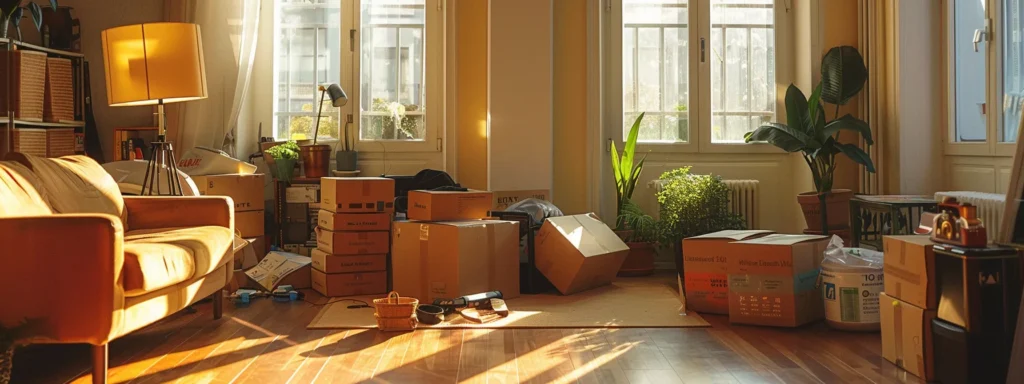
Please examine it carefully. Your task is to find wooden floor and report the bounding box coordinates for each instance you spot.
[12,294,922,384]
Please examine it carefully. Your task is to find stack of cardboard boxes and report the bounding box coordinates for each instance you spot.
[681,231,830,327]
[311,177,394,297]
[191,173,267,267]
[282,182,320,256]
[880,236,937,382]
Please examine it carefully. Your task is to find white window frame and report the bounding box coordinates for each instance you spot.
[603,0,791,154]
[272,0,444,154]
[945,0,1018,157]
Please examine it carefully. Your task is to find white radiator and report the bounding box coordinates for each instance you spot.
[650,178,761,230]
[934,191,1006,244]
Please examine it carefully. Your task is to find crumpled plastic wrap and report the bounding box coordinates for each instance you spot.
[506,198,564,225]
[822,235,883,269]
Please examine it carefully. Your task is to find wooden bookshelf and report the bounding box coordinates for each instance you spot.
[112,127,158,161]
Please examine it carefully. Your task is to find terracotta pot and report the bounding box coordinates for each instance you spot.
[299,144,331,178]
[613,230,634,242]
[618,242,656,277]
[797,189,853,231]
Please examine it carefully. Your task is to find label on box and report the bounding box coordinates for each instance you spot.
[683,271,729,314]
[822,269,883,324]
[317,211,391,232]
[316,229,390,255]
[286,185,320,203]
[310,249,386,273]
[492,189,550,211]
[320,177,395,213]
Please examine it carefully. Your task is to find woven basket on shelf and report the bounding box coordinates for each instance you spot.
[44,57,74,123]
[46,128,75,157]
[0,50,47,121]
[9,128,46,156]
[372,291,418,331]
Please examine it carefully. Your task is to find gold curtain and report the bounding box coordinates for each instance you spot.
[858,0,898,194]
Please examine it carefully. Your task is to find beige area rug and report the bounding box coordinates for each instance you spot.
[307,275,708,329]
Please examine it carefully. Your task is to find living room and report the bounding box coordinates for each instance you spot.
[1,0,1022,383]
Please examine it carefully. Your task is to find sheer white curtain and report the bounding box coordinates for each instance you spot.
[164,0,261,157]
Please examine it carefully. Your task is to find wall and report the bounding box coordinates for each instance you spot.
[822,0,861,192]
[897,0,943,195]
[552,0,589,214]
[455,1,488,190]
[55,0,165,160]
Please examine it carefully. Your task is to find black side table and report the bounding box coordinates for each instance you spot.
[850,195,937,250]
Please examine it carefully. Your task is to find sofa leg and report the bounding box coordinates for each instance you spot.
[91,344,108,384]
[213,289,224,320]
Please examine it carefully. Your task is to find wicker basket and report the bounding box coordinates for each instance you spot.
[0,50,47,121]
[44,58,74,123]
[10,128,46,156]
[46,128,75,157]
[372,291,418,331]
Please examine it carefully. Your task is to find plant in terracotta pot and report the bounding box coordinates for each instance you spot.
[266,140,300,183]
[615,199,659,277]
[744,45,875,236]
[611,113,655,274]
[656,167,746,275]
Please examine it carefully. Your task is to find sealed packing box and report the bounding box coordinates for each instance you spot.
[312,270,387,297]
[407,189,493,221]
[285,184,319,203]
[881,292,935,381]
[310,248,386,273]
[318,211,391,232]
[192,173,265,212]
[681,230,774,314]
[535,213,630,295]
[725,234,828,327]
[883,236,937,309]
[392,220,520,302]
[315,229,390,255]
[320,177,395,213]
[492,189,550,211]
[235,210,264,238]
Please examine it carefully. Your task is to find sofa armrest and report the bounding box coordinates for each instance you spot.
[124,196,234,232]
[0,214,124,345]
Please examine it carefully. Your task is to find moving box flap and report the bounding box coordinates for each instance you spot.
[413,189,488,195]
[734,234,827,245]
[689,229,774,241]
[545,213,628,257]
[429,219,517,228]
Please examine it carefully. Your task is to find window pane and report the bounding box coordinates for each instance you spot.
[622,0,688,143]
[710,0,774,143]
[273,0,342,140]
[360,0,427,141]
[1003,0,1023,142]
[954,0,987,142]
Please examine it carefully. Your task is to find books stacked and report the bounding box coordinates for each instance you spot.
[311,177,395,297]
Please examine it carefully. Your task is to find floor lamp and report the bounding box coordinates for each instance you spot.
[101,22,208,195]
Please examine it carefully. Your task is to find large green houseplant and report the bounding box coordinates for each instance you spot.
[744,46,875,234]
[611,113,658,276]
[656,167,746,275]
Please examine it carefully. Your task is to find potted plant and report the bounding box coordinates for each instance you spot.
[656,167,746,275]
[266,140,299,183]
[611,113,658,274]
[616,199,659,276]
[744,46,875,235]
[0,0,58,41]
[1,320,35,384]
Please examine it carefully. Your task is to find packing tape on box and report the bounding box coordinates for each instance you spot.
[487,224,496,291]
[893,299,904,367]
[420,224,430,299]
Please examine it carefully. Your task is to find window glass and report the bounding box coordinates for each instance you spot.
[710,0,775,143]
[955,0,988,142]
[360,0,427,141]
[622,0,689,143]
[1003,0,1023,142]
[273,0,342,140]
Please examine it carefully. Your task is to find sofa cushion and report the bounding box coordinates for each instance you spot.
[0,161,52,217]
[123,226,234,297]
[14,154,126,225]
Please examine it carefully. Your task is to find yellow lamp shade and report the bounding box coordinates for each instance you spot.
[101,22,208,107]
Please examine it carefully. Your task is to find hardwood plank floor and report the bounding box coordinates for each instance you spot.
[10,294,922,384]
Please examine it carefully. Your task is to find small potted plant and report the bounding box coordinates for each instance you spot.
[656,167,746,275]
[266,140,299,183]
[0,0,58,41]
[744,46,875,235]
[616,199,659,276]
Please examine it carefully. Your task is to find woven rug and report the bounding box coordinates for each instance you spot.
[307,274,708,329]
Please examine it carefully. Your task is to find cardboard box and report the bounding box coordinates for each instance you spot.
[392,220,520,302]
[882,236,937,309]
[311,249,387,273]
[228,269,258,292]
[725,234,829,327]
[244,251,312,291]
[681,230,775,314]
[534,213,630,295]
[236,210,265,238]
[492,189,550,211]
[286,185,320,203]
[311,270,387,297]
[881,292,936,381]
[192,173,265,212]
[317,210,391,232]
[320,177,395,213]
[232,236,260,270]
[315,229,390,255]
[282,244,316,257]
[285,203,309,222]
[407,190,494,221]
[249,236,266,260]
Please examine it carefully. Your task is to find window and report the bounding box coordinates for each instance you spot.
[614,0,780,150]
[273,0,343,141]
[947,0,1021,154]
[273,0,441,150]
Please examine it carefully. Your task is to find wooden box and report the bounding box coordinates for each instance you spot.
[0,50,47,121]
[43,57,74,123]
